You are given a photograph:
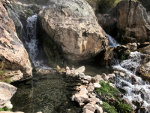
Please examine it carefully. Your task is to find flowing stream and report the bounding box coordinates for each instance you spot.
[107,34,150,112]
[113,52,150,112]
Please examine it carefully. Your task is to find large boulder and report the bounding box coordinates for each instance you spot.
[0,1,32,81]
[38,0,108,61]
[114,0,150,43]
[97,0,150,44]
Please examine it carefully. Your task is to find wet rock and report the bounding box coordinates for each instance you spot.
[140,88,149,100]
[138,42,150,49]
[138,61,150,79]
[114,71,120,75]
[38,0,108,61]
[104,46,115,65]
[126,43,137,52]
[35,68,54,75]
[109,83,115,88]
[114,45,130,60]
[56,65,66,74]
[131,76,137,84]
[118,87,127,94]
[119,72,125,77]
[132,100,144,109]
[108,73,115,78]
[0,82,17,108]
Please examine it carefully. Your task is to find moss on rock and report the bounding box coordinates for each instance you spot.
[96,81,133,113]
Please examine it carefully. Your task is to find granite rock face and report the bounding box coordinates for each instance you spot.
[0,1,32,81]
[38,0,108,61]
[115,0,150,43]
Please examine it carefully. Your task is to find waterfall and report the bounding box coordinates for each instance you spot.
[25,14,51,70]
[106,34,119,47]
[26,14,38,67]
[113,52,150,112]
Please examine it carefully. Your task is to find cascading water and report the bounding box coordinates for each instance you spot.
[26,14,38,66]
[106,34,119,47]
[26,14,51,70]
[113,52,150,112]
[106,34,150,112]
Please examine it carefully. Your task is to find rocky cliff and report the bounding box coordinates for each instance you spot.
[0,1,32,82]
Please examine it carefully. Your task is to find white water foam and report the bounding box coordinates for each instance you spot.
[113,51,150,111]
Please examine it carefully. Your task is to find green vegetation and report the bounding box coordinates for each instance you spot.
[0,107,10,111]
[96,81,132,113]
[117,101,132,113]
[97,81,120,99]
[102,102,117,113]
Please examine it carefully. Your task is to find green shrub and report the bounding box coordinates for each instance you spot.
[102,102,117,113]
[117,101,132,113]
[96,81,120,99]
[96,81,133,113]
